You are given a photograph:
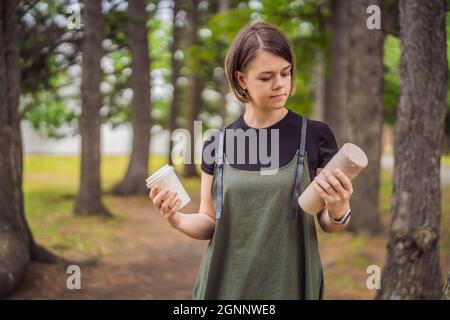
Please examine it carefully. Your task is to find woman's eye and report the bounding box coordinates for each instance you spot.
[260,74,290,81]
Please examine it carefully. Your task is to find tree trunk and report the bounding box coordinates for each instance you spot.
[111,0,152,195]
[312,51,325,122]
[75,1,111,216]
[377,0,447,299]
[0,0,31,297]
[182,0,201,178]
[0,0,60,298]
[324,0,348,146]
[218,0,230,127]
[168,0,183,166]
[346,0,383,235]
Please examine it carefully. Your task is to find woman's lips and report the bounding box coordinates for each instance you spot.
[270,94,286,100]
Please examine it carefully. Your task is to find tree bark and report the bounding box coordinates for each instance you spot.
[168,0,183,166]
[346,0,384,235]
[377,0,447,299]
[111,0,152,195]
[182,0,201,177]
[324,0,348,146]
[0,0,60,298]
[75,1,111,216]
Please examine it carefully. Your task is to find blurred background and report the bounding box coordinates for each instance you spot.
[0,0,449,299]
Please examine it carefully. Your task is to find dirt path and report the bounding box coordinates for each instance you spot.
[8,192,448,300]
[9,196,208,299]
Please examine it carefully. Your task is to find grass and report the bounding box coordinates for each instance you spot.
[23,154,201,258]
[443,155,450,167]
[22,154,450,298]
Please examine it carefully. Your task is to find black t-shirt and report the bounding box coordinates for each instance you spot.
[201,109,339,181]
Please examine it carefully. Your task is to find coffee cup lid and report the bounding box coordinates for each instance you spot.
[146,165,174,187]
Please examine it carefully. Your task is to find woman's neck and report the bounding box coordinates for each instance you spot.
[243,106,288,129]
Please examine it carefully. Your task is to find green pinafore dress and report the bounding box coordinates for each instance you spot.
[192,117,324,300]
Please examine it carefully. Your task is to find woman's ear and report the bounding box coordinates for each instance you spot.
[235,70,247,91]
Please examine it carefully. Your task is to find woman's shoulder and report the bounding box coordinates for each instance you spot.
[288,110,333,137]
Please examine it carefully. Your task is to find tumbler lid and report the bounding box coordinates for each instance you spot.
[342,143,368,168]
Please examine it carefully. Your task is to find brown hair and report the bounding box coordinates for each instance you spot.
[224,21,297,103]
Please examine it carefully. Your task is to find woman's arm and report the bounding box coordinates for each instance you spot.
[171,172,216,240]
[149,171,216,240]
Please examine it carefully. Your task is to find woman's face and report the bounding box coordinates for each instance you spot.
[235,50,292,110]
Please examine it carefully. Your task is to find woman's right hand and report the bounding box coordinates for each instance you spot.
[149,184,182,228]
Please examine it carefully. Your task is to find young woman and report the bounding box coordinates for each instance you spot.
[149,21,353,300]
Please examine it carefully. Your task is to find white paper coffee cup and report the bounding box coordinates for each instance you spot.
[146,165,191,209]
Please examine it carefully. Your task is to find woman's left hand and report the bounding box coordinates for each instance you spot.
[312,168,353,219]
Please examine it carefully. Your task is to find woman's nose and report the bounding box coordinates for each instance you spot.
[272,74,284,90]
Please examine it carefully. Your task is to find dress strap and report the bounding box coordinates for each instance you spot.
[289,116,308,219]
[215,128,225,220]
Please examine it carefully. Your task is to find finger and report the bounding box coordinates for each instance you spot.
[149,185,159,199]
[163,199,181,219]
[322,170,344,194]
[334,169,353,193]
[168,195,179,209]
[170,199,182,214]
[164,199,181,219]
[161,192,177,212]
[314,176,334,195]
[153,189,169,209]
[313,181,331,201]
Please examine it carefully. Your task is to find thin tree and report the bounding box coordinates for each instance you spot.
[346,0,383,235]
[0,0,59,298]
[111,0,152,195]
[312,51,325,121]
[323,0,348,146]
[182,0,202,178]
[75,1,111,216]
[217,0,230,127]
[377,0,447,299]
[168,0,184,166]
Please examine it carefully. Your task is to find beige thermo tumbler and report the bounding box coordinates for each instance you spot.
[298,143,368,215]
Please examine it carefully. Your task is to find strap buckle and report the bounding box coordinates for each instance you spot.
[217,154,223,167]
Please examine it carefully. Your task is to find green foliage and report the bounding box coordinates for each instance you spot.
[19,1,450,137]
[23,91,77,139]
[18,0,332,135]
